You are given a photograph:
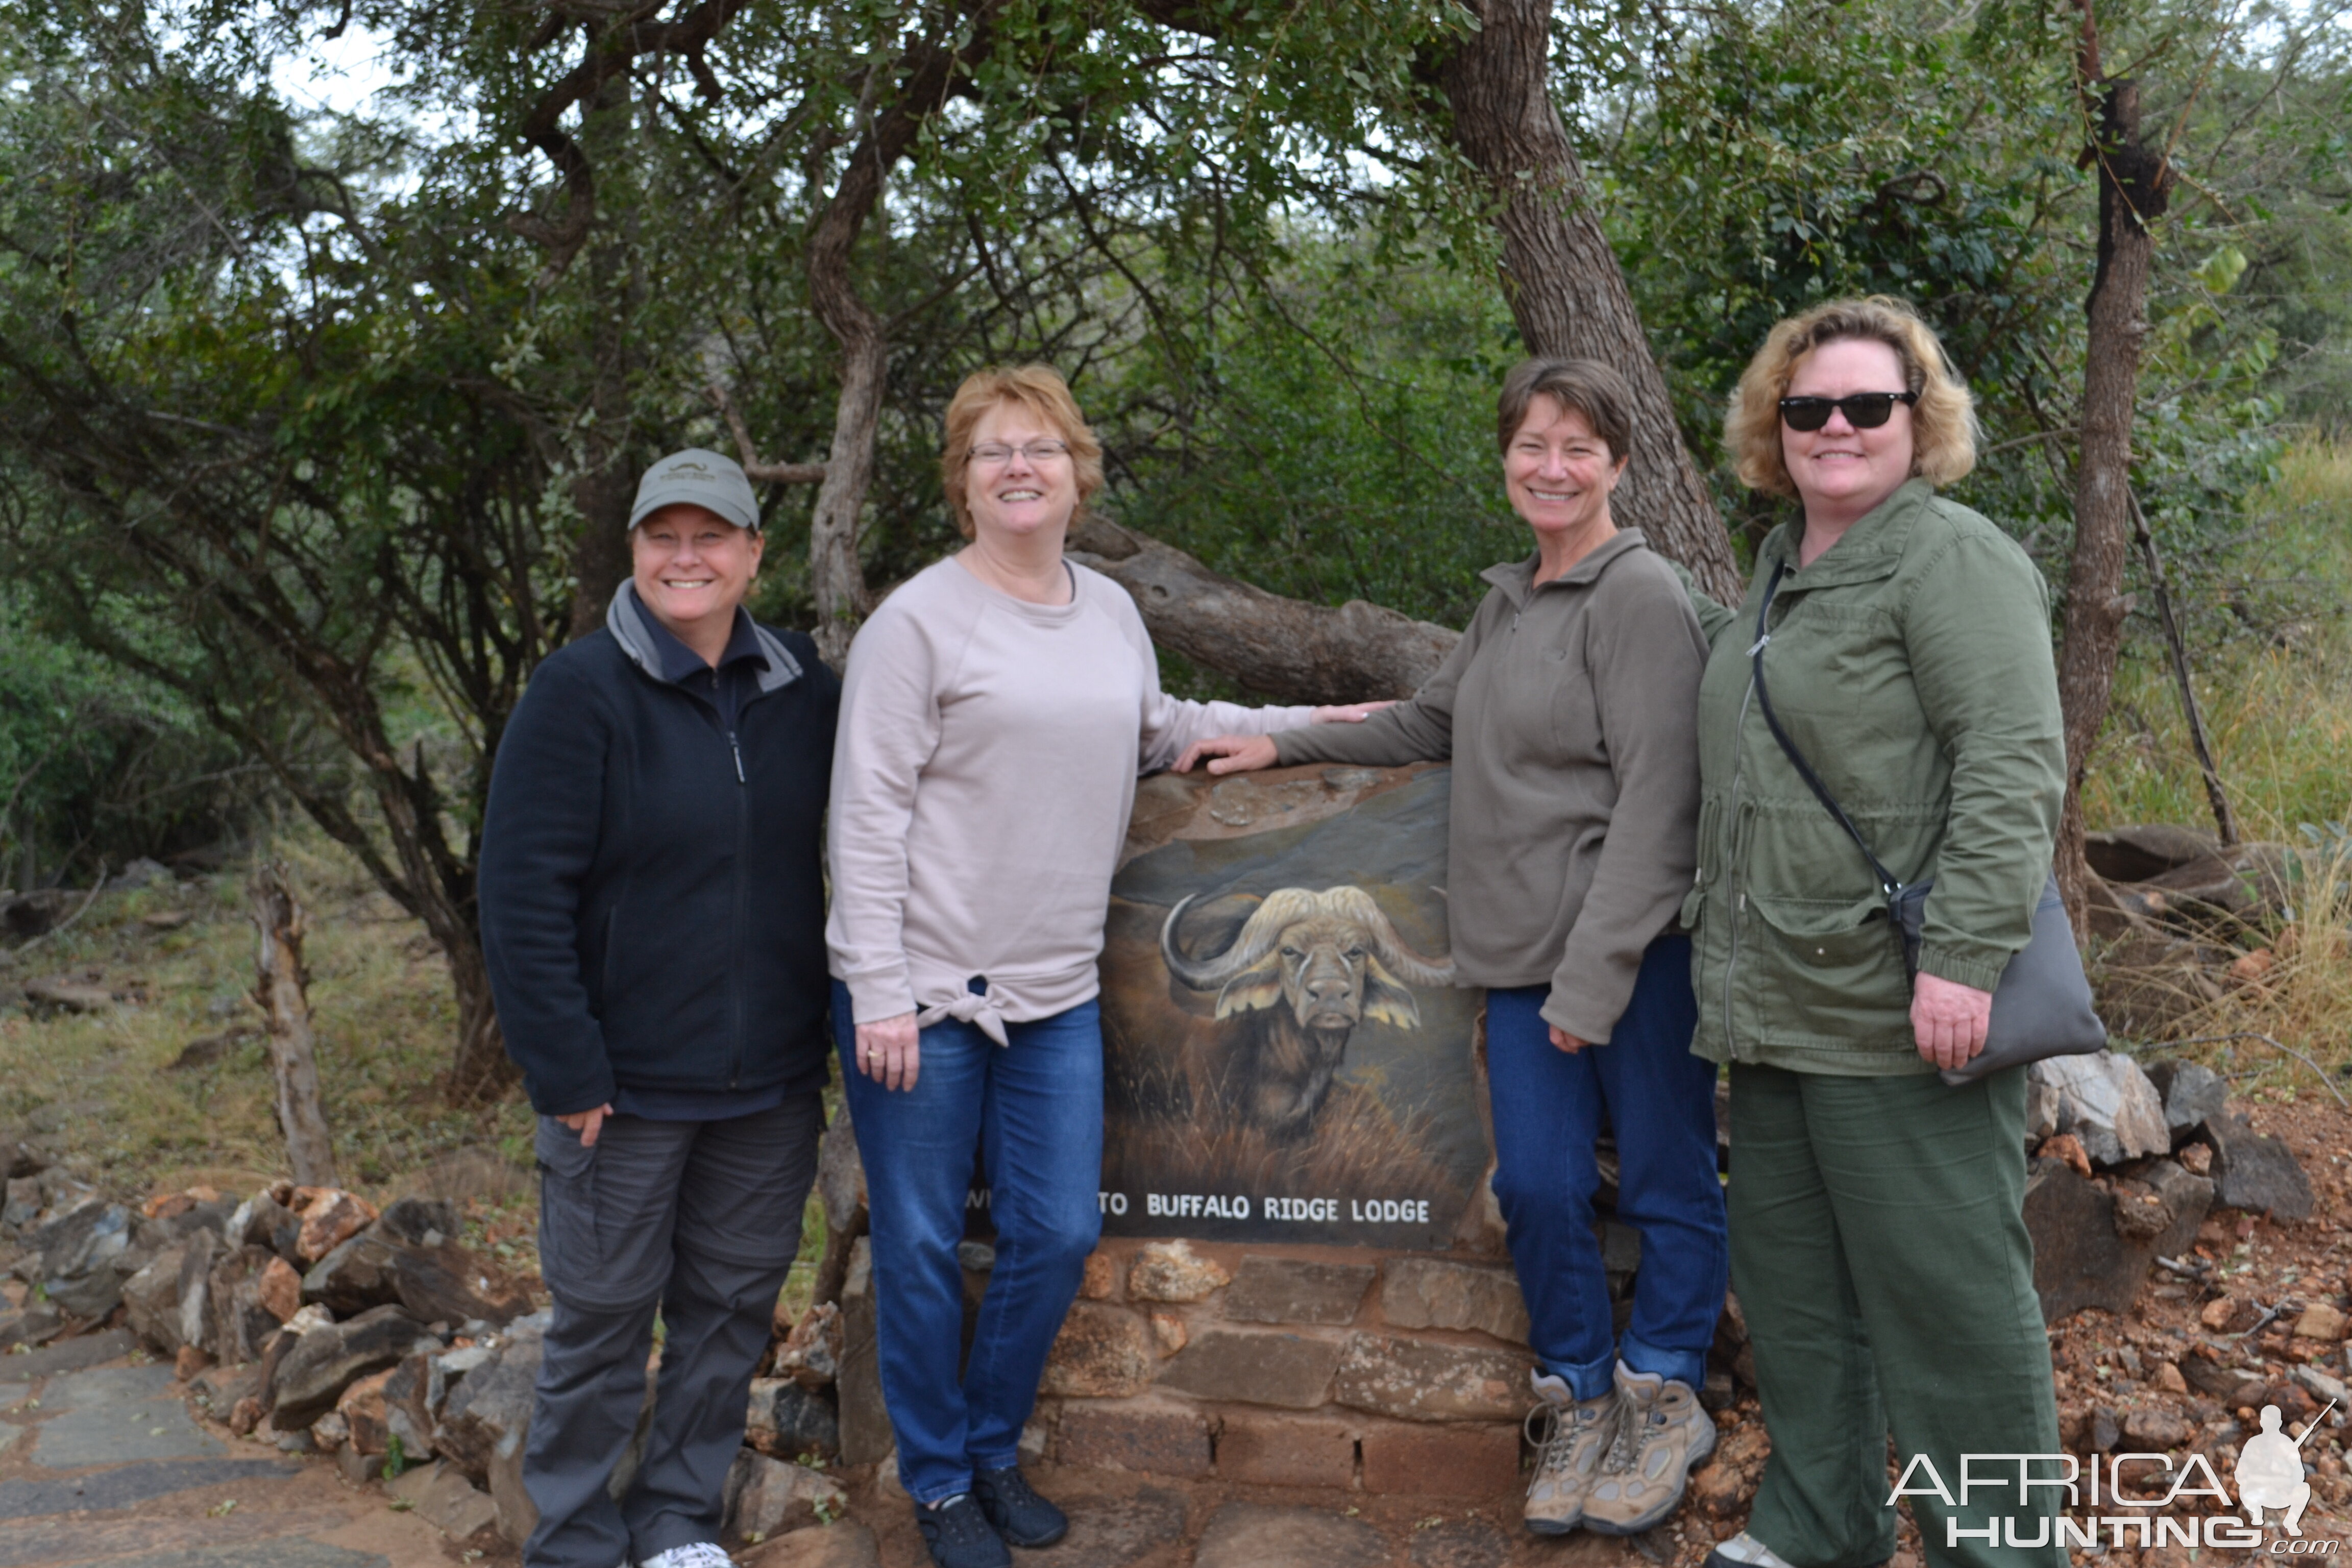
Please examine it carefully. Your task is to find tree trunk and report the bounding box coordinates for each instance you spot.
[801,13,1001,665]
[1067,517,1460,703]
[563,76,643,639]
[1435,0,1743,604]
[802,274,885,669]
[2054,62,2171,938]
[250,864,337,1188]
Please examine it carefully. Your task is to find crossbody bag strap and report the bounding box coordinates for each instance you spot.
[1749,558,1907,905]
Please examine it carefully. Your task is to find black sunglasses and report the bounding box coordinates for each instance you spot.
[1777,391,1918,432]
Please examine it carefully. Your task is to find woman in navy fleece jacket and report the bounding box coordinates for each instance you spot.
[478,448,838,1568]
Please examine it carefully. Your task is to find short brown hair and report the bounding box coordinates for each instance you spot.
[940,364,1107,539]
[1722,296,1979,497]
[1496,358,1634,464]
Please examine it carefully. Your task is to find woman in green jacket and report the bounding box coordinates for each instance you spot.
[1689,297,2067,1568]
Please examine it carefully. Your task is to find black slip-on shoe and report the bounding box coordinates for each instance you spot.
[916,1494,1013,1568]
[972,1464,1070,1549]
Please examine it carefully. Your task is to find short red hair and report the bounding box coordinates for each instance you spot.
[939,365,1106,539]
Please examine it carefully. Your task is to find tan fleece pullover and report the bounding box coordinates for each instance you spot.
[1271,530,1705,1043]
[826,556,1316,1041]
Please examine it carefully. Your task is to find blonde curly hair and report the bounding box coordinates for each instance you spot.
[940,364,1106,540]
[1723,296,1979,498]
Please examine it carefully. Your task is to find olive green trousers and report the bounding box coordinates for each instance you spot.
[1728,1063,2066,1568]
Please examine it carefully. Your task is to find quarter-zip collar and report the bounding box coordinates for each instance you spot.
[1478,527,1653,606]
[636,601,768,688]
[606,579,804,694]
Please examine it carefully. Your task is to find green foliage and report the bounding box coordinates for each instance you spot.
[2080,439,2352,835]
[0,591,254,884]
[1581,0,2334,640]
[0,0,2340,913]
[1109,249,1526,631]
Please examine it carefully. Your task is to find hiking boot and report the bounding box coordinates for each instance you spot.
[1582,1363,1716,1535]
[1523,1371,1620,1535]
[972,1464,1068,1548]
[916,1494,1013,1568]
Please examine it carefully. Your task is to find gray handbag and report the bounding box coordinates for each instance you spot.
[1752,561,2106,1085]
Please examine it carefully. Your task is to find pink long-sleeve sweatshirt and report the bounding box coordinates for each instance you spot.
[825,555,1316,1042]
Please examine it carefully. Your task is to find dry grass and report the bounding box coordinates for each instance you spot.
[2084,437,2352,1091]
[0,822,542,1265]
[0,821,829,1300]
[2080,442,2352,836]
[2150,838,2352,1102]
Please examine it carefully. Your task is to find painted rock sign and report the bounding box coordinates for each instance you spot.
[1080,761,1488,1250]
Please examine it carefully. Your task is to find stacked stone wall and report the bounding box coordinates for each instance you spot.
[840,1232,1541,1498]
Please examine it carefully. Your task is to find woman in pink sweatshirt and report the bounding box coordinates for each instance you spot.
[824,364,1377,1568]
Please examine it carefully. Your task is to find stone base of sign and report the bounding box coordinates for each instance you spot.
[841,1234,1535,1494]
[1357,1418,1522,1498]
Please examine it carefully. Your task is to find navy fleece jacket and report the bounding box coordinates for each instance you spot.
[478,585,840,1115]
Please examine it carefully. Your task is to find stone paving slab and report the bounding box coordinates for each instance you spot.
[64,1543,388,1568]
[31,1368,221,1466]
[0,1331,137,1379]
[1192,1501,1390,1568]
[0,1458,291,1518]
[741,1522,881,1568]
[34,1365,178,1412]
[1051,1483,1189,1568]
[0,1514,329,1568]
[1409,1516,1512,1568]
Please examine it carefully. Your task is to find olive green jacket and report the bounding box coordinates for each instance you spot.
[1684,479,2065,1074]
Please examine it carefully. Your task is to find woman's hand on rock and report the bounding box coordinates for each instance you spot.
[857,1013,922,1092]
[1174,734,1280,775]
[1911,971,1992,1071]
[1311,700,1396,724]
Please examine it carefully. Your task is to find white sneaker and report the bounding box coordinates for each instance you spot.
[641,1546,733,1568]
[1708,1533,1800,1568]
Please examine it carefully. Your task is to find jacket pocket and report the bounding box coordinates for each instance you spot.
[1748,893,1910,1037]
[533,1115,602,1295]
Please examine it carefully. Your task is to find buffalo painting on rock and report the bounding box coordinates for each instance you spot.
[1086,762,1491,1249]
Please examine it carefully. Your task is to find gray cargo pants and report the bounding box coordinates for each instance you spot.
[523,1094,822,1568]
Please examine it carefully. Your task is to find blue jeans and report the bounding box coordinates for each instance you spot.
[832,981,1104,1504]
[1486,934,1727,1400]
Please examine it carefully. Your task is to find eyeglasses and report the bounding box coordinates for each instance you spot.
[1777,391,1918,432]
[967,439,1072,467]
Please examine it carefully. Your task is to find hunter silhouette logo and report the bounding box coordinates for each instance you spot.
[2236,1401,2330,1535]
[1890,1399,2339,1552]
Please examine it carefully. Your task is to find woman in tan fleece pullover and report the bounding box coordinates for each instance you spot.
[824,365,1377,1568]
[1182,359,1727,1542]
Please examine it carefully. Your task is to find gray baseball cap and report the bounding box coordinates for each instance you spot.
[628,448,761,532]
